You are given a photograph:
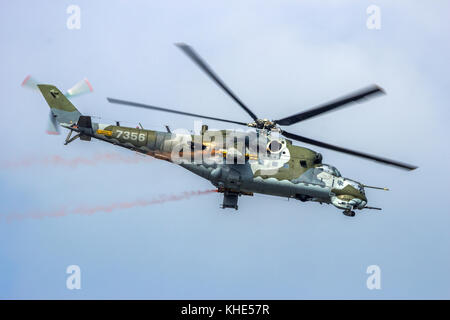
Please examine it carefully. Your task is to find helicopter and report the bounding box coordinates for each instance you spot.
[36,43,417,216]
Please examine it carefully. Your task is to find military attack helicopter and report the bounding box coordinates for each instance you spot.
[36,43,417,216]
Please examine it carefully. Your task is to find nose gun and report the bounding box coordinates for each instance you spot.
[362,184,389,191]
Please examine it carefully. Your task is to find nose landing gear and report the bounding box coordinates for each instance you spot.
[343,209,356,217]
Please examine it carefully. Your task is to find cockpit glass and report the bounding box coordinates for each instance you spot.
[319,164,341,177]
[334,167,341,177]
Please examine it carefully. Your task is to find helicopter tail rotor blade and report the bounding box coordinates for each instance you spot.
[275,85,385,126]
[175,43,259,121]
[281,130,418,170]
[21,75,39,90]
[66,78,93,98]
[46,111,60,135]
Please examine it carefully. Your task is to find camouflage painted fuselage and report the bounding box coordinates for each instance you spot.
[38,84,367,212]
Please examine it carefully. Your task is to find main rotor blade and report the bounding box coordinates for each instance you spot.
[282,130,417,170]
[107,98,248,126]
[175,43,259,121]
[275,85,385,126]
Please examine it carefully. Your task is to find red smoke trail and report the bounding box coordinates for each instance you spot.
[1,152,154,169]
[2,189,217,223]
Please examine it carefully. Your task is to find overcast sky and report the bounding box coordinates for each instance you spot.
[0,0,449,299]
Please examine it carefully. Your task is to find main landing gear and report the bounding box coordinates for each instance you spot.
[221,192,239,210]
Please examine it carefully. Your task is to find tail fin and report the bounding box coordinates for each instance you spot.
[37,84,82,126]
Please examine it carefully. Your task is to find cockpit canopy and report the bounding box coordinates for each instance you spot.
[317,164,341,177]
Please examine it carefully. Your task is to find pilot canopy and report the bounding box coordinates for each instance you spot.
[316,164,342,177]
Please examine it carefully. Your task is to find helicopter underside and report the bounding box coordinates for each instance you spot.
[179,162,366,213]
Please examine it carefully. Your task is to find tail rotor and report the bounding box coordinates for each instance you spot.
[22,75,93,135]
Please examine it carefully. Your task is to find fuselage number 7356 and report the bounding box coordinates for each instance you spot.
[116,129,146,142]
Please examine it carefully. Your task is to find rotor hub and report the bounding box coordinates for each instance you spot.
[247,119,277,130]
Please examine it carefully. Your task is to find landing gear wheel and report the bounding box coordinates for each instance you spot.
[343,210,356,217]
